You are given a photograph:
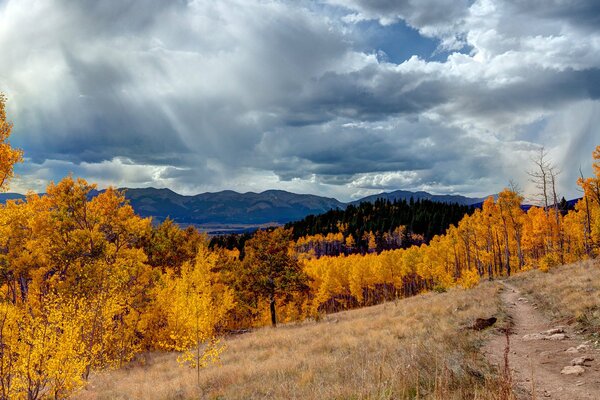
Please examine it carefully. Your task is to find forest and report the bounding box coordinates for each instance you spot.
[287,199,473,242]
[1,93,600,398]
[211,199,474,257]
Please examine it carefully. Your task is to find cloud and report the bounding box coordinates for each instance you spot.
[328,0,472,49]
[1,0,600,202]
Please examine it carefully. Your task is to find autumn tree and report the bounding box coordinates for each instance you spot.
[577,145,600,253]
[0,177,156,394]
[0,94,23,191]
[497,188,525,274]
[150,244,235,385]
[144,218,203,272]
[242,228,308,326]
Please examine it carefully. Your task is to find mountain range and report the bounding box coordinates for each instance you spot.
[351,190,489,207]
[0,188,489,231]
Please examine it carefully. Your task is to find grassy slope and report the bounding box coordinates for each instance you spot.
[75,282,510,400]
[508,259,600,335]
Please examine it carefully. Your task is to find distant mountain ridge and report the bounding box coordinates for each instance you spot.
[1,188,490,227]
[120,188,345,225]
[0,193,27,203]
[352,190,490,206]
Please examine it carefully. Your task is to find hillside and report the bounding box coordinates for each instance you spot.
[285,198,474,253]
[75,281,507,399]
[74,260,600,400]
[0,193,26,203]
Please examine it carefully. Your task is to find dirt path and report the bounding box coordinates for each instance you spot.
[484,282,600,399]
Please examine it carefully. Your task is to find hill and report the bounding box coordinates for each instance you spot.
[73,260,600,399]
[352,189,488,206]
[284,198,475,255]
[122,188,345,225]
[0,193,26,203]
[74,281,506,399]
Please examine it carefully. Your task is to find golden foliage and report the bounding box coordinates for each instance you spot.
[0,94,23,191]
[149,245,234,365]
[0,178,232,397]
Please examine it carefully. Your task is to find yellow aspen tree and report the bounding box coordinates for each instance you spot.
[344,234,355,254]
[458,267,480,289]
[310,263,342,314]
[562,207,587,263]
[9,295,87,400]
[577,146,600,252]
[0,301,20,399]
[348,254,368,303]
[498,189,526,271]
[0,94,22,191]
[152,245,235,385]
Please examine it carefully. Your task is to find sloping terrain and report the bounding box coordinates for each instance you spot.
[75,282,507,400]
[75,260,600,400]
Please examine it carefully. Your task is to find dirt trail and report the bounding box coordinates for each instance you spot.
[484,282,600,399]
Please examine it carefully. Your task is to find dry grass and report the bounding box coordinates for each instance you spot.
[74,282,510,400]
[508,259,600,333]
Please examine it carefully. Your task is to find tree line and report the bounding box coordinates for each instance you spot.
[286,198,474,252]
[210,199,475,257]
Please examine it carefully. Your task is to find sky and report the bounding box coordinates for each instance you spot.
[1,0,599,202]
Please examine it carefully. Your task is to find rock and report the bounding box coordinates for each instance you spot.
[571,356,594,366]
[523,333,546,341]
[577,344,590,351]
[518,297,526,301]
[523,331,567,341]
[565,347,579,354]
[561,365,585,376]
[471,317,497,330]
[546,333,568,340]
[543,327,565,335]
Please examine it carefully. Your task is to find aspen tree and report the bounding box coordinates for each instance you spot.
[152,245,234,385]
[0,94,22,191]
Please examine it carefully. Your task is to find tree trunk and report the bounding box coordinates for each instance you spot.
[269,296,277,327]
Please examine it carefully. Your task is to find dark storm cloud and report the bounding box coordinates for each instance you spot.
[327,0,471,31]
[288,67,448,123]
[256,115,506,190]
[503,0,600,31]
[3,0,349,166]
[1,0,600,200]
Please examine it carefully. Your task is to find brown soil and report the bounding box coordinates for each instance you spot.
[484,282,600,399]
